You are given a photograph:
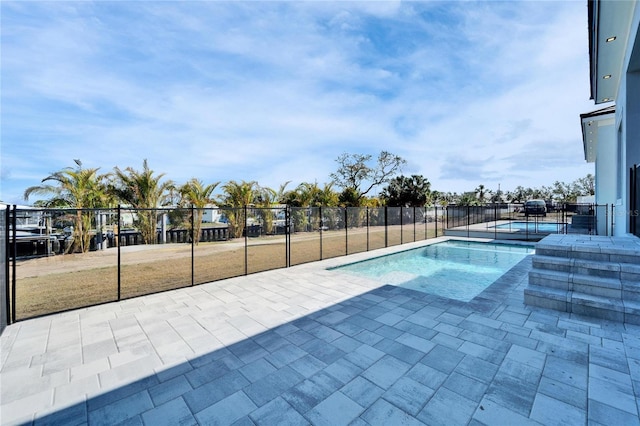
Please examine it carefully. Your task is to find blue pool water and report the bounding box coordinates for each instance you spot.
[492,221,566,233]
[331,240,534,302]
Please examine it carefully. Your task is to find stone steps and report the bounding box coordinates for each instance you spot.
[524,235,640,324]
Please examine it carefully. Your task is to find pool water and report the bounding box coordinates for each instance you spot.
[492,221,566,233]
[331,240,534,302]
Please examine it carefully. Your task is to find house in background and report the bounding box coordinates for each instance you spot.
[585,0,640,237]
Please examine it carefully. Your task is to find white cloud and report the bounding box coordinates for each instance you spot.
[1,1,595,204]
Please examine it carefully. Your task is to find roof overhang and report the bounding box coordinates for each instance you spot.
[580,105,615,162]
[588,0,637,103]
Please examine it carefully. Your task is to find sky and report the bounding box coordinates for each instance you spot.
[1,0,597,205]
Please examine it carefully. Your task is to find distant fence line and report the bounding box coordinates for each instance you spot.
[2,203,612,323]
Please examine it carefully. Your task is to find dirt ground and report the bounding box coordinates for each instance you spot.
[11,226,438,320]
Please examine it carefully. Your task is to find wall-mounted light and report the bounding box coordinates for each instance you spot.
[602,98,611,102]
[603,75,612,79]
[606,36,616,42]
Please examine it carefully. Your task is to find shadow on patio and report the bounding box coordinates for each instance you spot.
[21,258,555,425]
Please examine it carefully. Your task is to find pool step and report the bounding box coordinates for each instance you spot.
[531,256,631,280]
[525,234,640,324]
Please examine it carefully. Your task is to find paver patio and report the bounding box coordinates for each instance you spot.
[2,237,640,425]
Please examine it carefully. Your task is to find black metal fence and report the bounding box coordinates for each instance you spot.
[3,202,612,323]
[445,203,611,237]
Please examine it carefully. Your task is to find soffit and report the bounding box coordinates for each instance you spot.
[591,0,636,104]
[580,106,615,162]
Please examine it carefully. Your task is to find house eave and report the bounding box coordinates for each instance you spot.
[588,0,636,104]
[580,105,615,163]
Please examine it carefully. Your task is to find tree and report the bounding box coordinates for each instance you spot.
[551,180,577,203]
[218,180,257,238]
[24,159,111,253]
[574,174,595,196]
[432,191,455,207]
[330,151,406,204]
[110,159,175,244]
[490,189,504,204]
[475,185,492,203]
[317,183,339,207]
[338,187,361,207]
[458,192,481,206]
[380,175,432,207]
[509,186,529,203]
[254,185,278,234]
[179,179,219,244]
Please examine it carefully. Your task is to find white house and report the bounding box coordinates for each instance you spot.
[583,0,640,237]
[201,204,223,223]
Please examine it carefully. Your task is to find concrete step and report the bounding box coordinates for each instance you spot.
[536,235,640,264]
[570,291,624,322]
[524,285,568,312]
[528,268,571,291]
[525,234,640,324]
[531,255,572,273]
[529,267,624,298]
[526,285,640,325]
[532,254,627,279]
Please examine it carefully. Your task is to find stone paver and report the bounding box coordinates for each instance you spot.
[2,237,640,425]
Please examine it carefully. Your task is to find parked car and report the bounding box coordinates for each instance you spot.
[524,199,547,217]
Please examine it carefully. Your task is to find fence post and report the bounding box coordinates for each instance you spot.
[244,206,248,275]
[423,207,427,240]
[400,207,404,245]
[319,206,323,261]
[466,205,470,239]
[10,205,17,323]
[117,205,121,301]
[344,208,348,256]
[191,205,195,286]
[286,206,291,266]
[366,207,370,252]
[435,207,439,238]
[494,204,497,240]
[4,206,10,325]
[413,207,416,242]
[444,206,447,231]
[384,206,388,247]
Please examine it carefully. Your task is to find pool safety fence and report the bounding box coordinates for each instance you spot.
[1,203,612,323]
[444,203,613,239]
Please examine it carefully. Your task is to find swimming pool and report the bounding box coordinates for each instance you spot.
[331,240,534,302]
[492,221,566,233]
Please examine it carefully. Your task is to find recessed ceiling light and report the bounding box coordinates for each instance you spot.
[606,36,616,42]
[603,75,612,79]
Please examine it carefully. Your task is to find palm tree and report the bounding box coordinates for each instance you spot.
[254,185,278,235]
[219,180,257,238]
[475,185,492,204]
[179,179,219,244]
[24,159,111,253]
[110,159,174,244]
[458,192,481,206]
[315,183,339,207]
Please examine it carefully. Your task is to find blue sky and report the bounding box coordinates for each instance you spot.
[1,1,595,205]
